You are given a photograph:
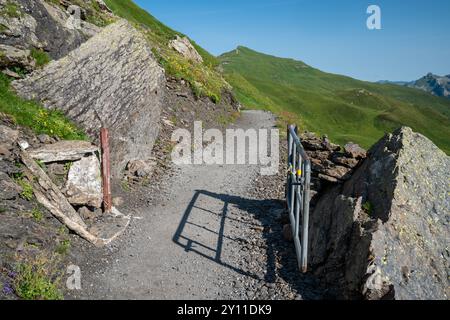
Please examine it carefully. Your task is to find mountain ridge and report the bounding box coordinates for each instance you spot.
[378,73,450,99]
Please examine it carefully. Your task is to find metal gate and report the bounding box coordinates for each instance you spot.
[286,125,312,273]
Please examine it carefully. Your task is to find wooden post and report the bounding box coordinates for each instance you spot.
[100,128,112,213]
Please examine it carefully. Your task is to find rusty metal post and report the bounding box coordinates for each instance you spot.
[100,128,112,213]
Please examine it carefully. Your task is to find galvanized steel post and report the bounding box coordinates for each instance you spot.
[286,125,311,273]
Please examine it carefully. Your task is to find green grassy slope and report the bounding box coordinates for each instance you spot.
[104,0,217,67]
[0,74,86,140]
[104,0,227,102]
[220,46,450,153]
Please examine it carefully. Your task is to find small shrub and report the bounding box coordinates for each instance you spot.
[13,255,63,300]
[55,240,70,255]
[31,207,44,222]
[30,48,51,68]
[16,178,34,201]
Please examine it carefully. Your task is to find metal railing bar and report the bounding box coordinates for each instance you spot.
[300,161,311,273]
[286,124,312,274]
[288,125,310,161]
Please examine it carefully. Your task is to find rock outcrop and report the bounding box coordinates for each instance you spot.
[380,73,450,99]
[309,127,450,300]
[408,73,450,99]
[64,154,102,209]
[169,35,203,63]
[12,20,166,177]
[0,0,104,72]
[298,132,366,205]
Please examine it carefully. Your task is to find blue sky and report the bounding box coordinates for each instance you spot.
[135,0,450,82]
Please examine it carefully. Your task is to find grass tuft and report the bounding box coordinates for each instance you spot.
[55,240,70,255]
[0,74,87,140]
[30,48,51,68]
[31,207,44,222]
[1,1,23,19]
[15,177,34,201]
[12,254,63,300]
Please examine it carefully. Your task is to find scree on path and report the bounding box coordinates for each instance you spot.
[71,110,307,300]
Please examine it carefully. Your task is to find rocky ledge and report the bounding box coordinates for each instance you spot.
[297,132,367,207]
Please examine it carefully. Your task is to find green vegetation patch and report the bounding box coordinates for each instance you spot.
[31,207,44,222]
[0,73,87,140]
[30,48,51,68]
[1,1,23,19]
[104,0,227,102]
[0,23,9,33]
[55,240,70,255]
[156,49,228,103]
[15,177,34,201]
[362,201,374,215]
[12,254,63,300]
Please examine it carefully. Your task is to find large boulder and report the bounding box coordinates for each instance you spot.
[12,20,166,177]
[169,35,203,63]
[309,127,450,300]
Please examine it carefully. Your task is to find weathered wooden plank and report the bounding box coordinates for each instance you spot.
[28,140,99,163]
[20,149,130,247]
[100,128,112,213]
[20,151,94,232]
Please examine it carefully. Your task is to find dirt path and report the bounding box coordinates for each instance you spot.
[69,110,322,300]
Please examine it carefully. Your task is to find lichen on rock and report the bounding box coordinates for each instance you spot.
[309,127,450,300]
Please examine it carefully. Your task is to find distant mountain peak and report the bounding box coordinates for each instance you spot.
[381,73,450,99]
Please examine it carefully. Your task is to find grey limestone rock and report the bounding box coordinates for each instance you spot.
[309,127,450,300]
[0,0,101,63]
[13,20,166,177]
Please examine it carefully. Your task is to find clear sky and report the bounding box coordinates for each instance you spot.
[135,0,450,82]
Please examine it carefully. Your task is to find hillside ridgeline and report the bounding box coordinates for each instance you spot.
[219,46,450,154]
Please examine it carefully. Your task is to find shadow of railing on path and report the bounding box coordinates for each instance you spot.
[172,189,325,299]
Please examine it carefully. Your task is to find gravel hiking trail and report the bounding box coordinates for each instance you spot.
[70,110,320,300]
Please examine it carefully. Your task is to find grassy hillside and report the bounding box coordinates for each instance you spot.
[104,0,217,67]
[0,74,86,140]
[220,46,450,153]
[104,0,228,102]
